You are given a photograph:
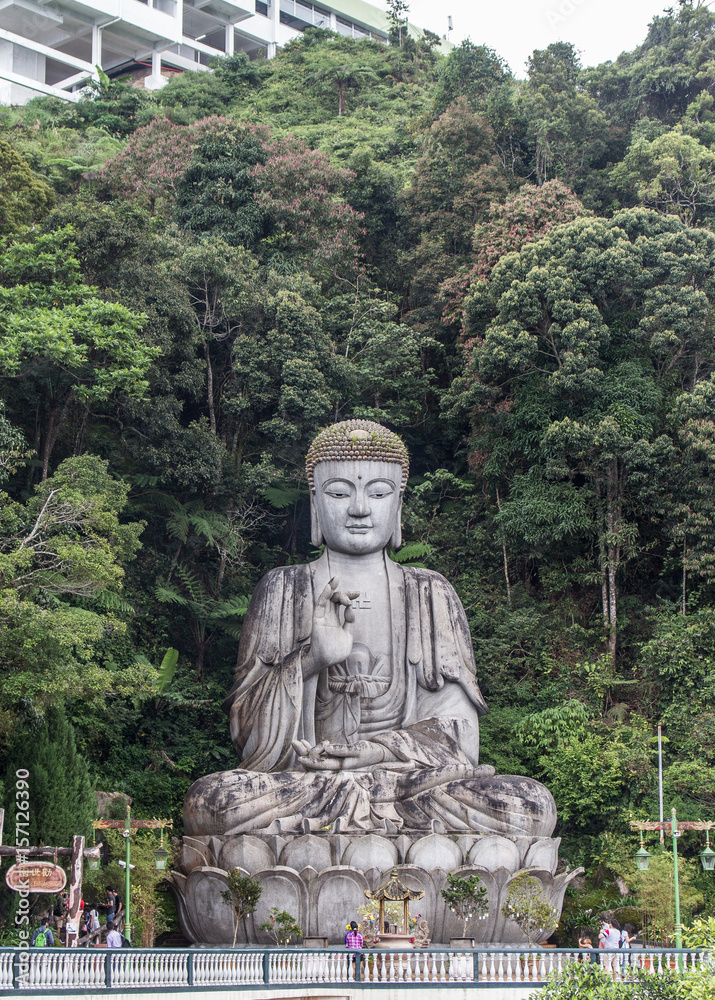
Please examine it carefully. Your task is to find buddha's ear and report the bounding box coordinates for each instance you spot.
[310,492,324,547]
[389,498,403,550]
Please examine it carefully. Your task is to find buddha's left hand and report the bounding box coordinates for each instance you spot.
[292,739,385,771]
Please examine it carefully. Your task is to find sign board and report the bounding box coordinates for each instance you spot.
[6,861,67,893]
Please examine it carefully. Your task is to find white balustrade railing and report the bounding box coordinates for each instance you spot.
[0,945,707,991]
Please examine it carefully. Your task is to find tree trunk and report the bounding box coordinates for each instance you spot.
[204,341,217,435]
[495,488,513,610]
[338,81,345,116]
[42,401,58,481]
[598,524,609,640]
[41,392,74,481]
[605,459,620,669]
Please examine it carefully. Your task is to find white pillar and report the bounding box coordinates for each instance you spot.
[268,0,279,54]
[224,22,234,55]
[145,48,167,89]
[91,24,101,71]
[0,39,14,104]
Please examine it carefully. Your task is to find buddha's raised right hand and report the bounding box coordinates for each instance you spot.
[303,576,359,677]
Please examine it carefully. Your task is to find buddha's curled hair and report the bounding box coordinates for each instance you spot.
[306,420,409,493]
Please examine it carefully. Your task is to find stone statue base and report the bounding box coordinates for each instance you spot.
[171,830,582,946]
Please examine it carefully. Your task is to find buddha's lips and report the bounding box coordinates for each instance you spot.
[346,525,372,532]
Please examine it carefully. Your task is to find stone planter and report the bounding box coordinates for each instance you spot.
[303,936,328,948]
[449,937,475,948]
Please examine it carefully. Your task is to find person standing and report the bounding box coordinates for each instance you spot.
[53,891,68,942]
[113,889,123,930]
[345,922,363,950]
[87,904,101,943]
[102,886,117,925]
[620,923,637,975]
[105,922,122,948]
[599,917,621,977]
[578,932,596,963]
[31,918,54,947]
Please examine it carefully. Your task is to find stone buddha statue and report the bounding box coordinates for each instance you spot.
[184,421,556,840]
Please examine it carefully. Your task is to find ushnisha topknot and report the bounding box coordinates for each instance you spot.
[306,420,409,493]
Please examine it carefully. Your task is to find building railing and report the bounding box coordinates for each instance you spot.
[0,946,708,991]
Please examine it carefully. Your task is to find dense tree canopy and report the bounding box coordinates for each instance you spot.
[2,1,715,944]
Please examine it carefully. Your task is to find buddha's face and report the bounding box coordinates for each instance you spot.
[312,460,402,555]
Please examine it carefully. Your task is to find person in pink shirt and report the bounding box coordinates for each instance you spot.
[345,922,363,950]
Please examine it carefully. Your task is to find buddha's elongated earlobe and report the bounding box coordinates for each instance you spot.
[389,498,403,550]
[310,493,323,547]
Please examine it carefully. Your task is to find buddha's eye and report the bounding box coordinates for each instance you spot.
[327,490,348,498]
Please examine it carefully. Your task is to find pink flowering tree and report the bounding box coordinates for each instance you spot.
[250,137,364,278]
[99,115,233,215]
[440,179,588,333]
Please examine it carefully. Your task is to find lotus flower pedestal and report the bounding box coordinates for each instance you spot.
[171,829,581,946]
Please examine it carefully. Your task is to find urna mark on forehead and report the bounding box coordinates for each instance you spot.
[306,419,409,494]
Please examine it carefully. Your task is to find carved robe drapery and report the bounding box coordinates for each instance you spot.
[184,552,557,838]
[223,551,487,772]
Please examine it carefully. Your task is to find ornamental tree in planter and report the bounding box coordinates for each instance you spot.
[220,870,262,947]
[259,907,303,946]
[500,874,558,946]
[441,873,489,941]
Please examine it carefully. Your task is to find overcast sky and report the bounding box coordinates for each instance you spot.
[391,0,673,76]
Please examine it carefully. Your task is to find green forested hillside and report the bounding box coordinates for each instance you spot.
[1,1,715,938]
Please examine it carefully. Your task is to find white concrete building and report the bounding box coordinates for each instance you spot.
[0,0,439,105]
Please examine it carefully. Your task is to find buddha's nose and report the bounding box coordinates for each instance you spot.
[348,496,370,517]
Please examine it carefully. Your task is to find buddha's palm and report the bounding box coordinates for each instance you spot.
[306,576,359,675]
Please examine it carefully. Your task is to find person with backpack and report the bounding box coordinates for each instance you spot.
[31,918,54,947]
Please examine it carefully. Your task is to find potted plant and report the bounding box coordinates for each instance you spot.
[501,874,558,946]
[441,872,489,947]
[259,907,303,946]
[220,870,262,948]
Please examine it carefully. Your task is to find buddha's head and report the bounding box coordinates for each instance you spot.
[306,420,409,554]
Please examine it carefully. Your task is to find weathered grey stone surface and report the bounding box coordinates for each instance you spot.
[341,835,398,871]
[524,838,561,874]
[251,867,309,944]
[183,423,557,841]
[469,835,521,874]
[220,836,275,874]
[279,835,332,873]
[311,868,370,938]
[406,834,462,872]
[172,855,580,945]
[181,837,211,875]
[176,421,578,945]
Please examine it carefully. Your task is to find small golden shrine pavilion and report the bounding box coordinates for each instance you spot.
[364,869,425,934]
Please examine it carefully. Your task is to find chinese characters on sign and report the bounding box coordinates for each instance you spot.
[6,862,67,893]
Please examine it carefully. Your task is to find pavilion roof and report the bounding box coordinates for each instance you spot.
[365,869,425,903]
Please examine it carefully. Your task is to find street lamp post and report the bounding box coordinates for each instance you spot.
[670,809,682,950]
[93,812,173,944]
[631,812,713,950]
[123,806,132,942]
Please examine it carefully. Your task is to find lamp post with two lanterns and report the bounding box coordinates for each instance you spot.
[631,810,714,950]
[92,809,172,942]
